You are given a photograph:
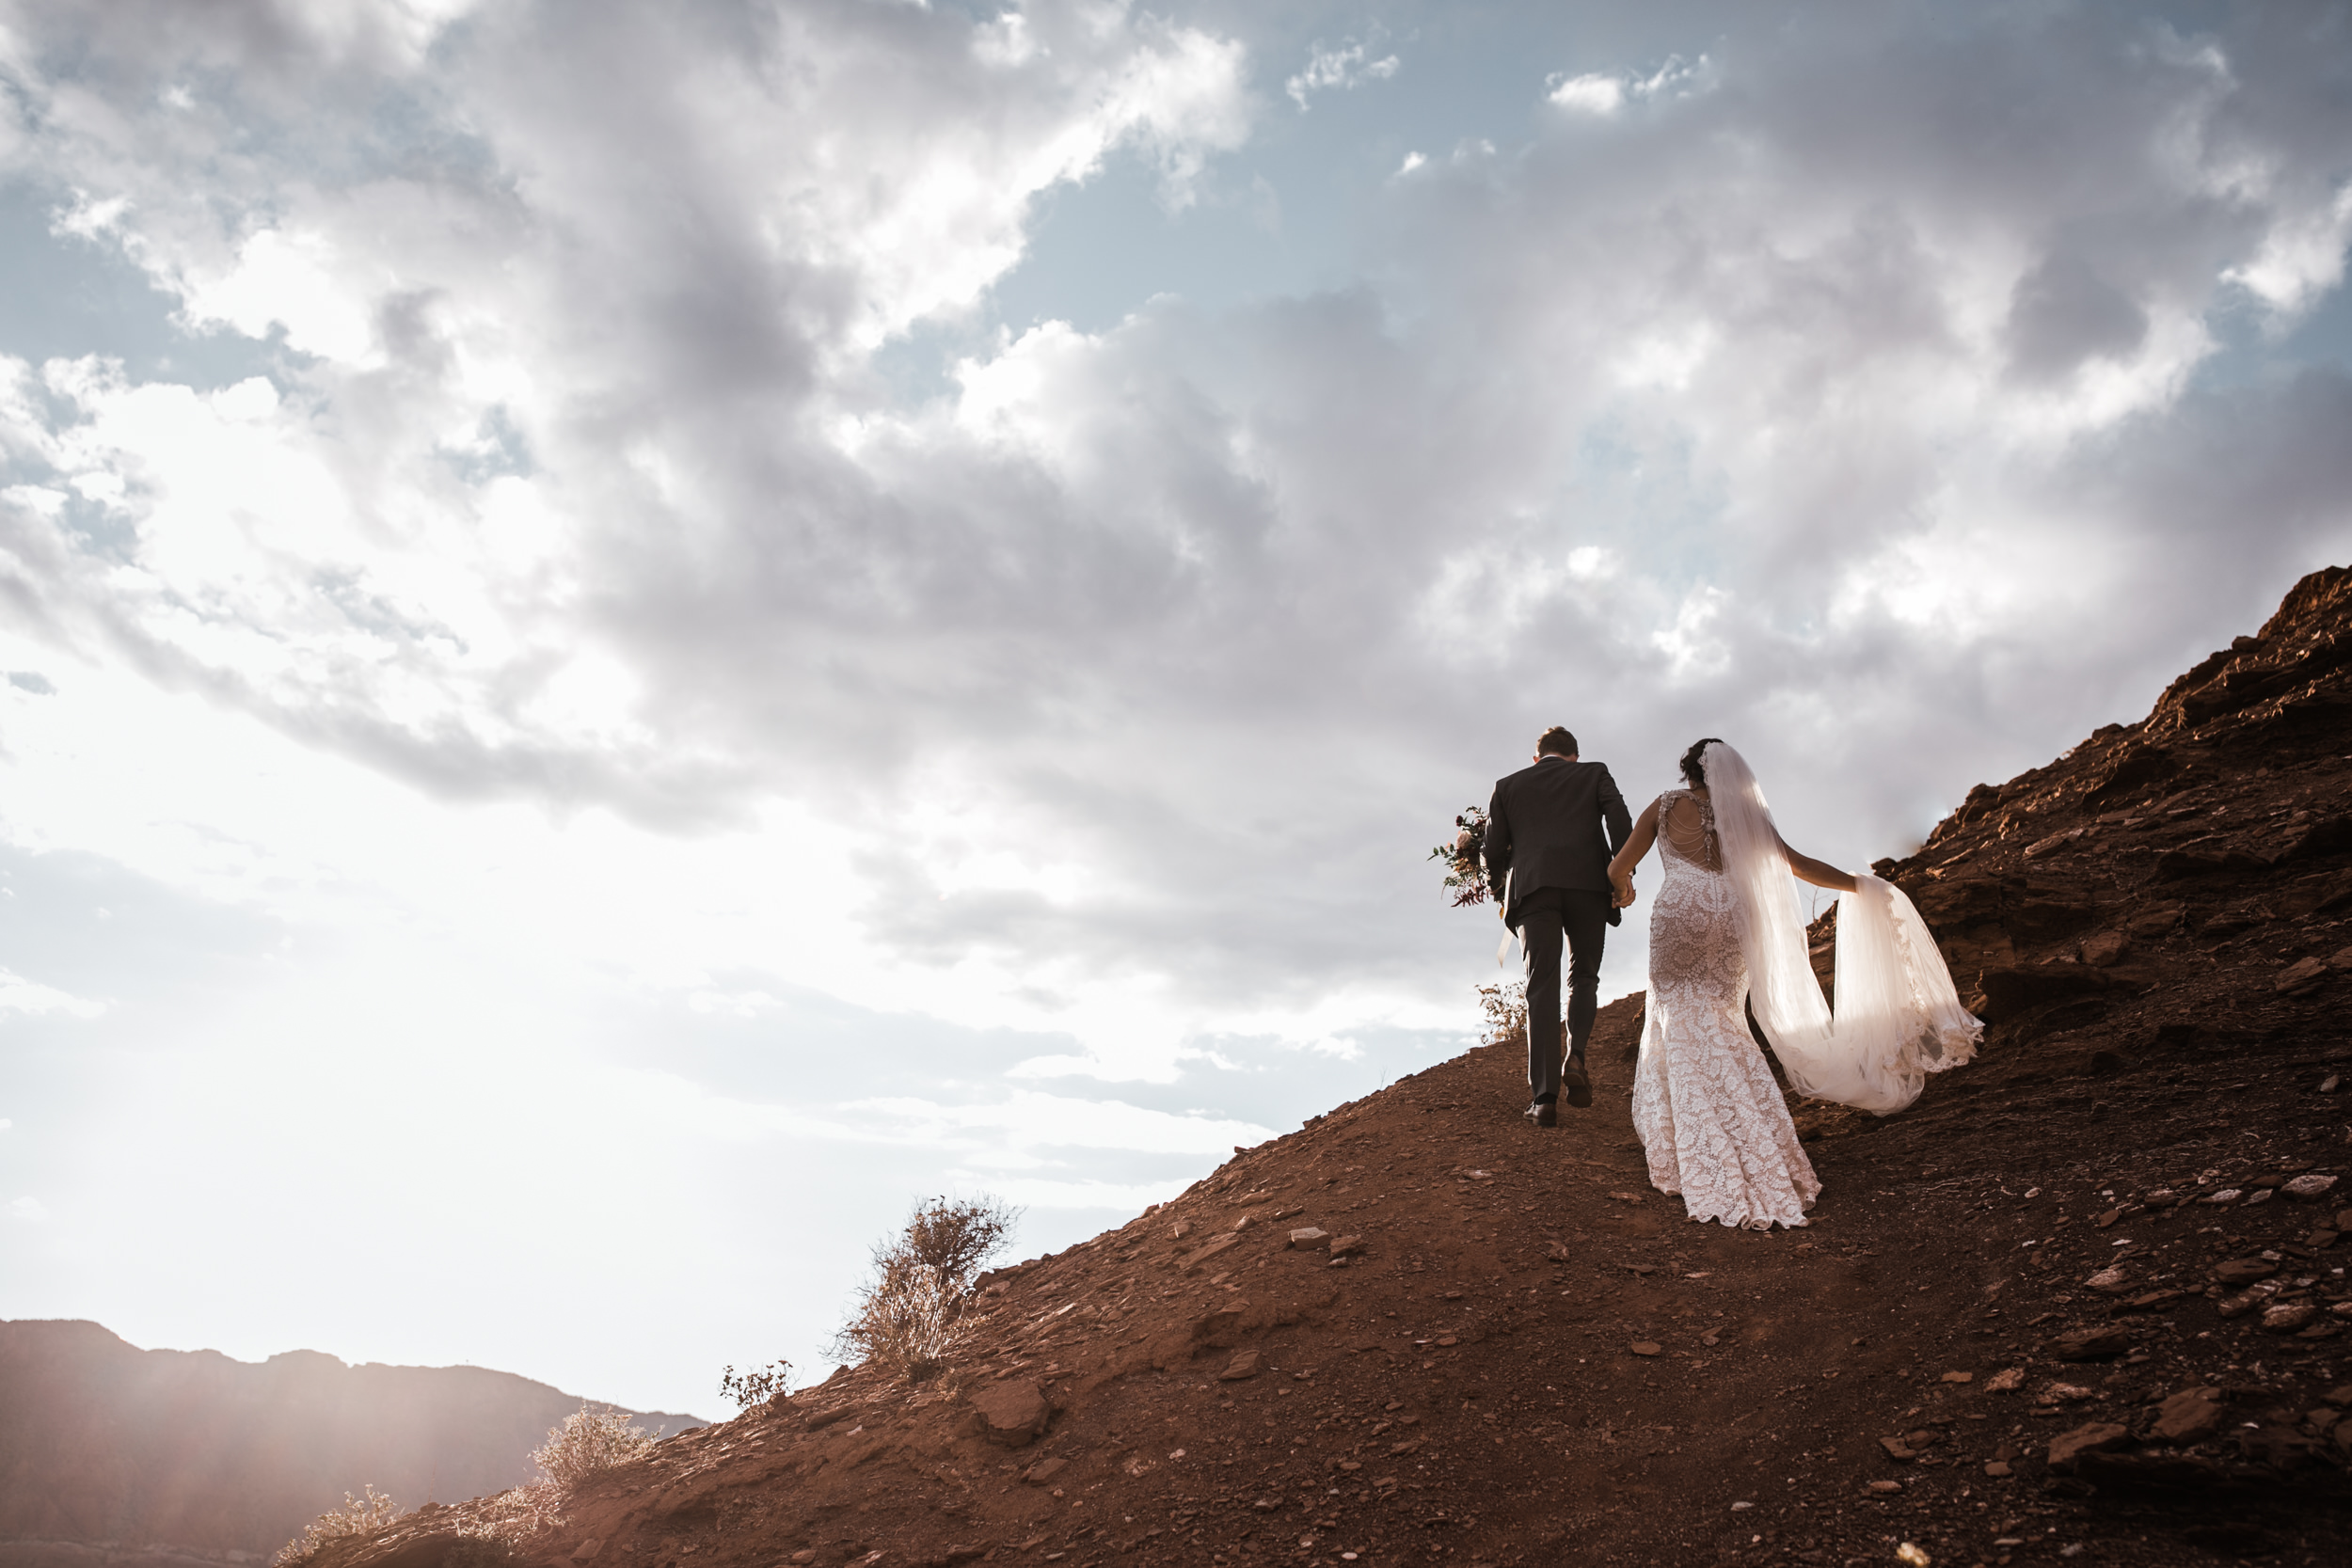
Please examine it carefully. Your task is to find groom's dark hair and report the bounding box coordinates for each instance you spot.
[1536,726,1579,757]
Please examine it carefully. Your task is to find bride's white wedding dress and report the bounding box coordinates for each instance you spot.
[1629,743,1982,1230]
[1630,787,1820,1229]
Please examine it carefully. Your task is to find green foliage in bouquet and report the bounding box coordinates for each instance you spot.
[1428,806,1493,906]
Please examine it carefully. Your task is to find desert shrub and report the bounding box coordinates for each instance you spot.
[455,1484,564,1546]
[834,1195,1018,1384]
[433,1406,653,1552]
[531,1404,658,1488]
[720,1358,794,1408]
[901,1193,1017,1283]
[1477,980,1527,1050]
[274,1485,400,1566]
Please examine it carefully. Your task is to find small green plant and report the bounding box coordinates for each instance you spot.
[530,1404,658,1487]
[834,1194,1019,1384]
[720,1358,794,1408]
[273,1485,400,1566]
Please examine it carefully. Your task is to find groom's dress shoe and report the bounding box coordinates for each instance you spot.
[1562,1060,1593,1109]
[1525,1097,1558,1130]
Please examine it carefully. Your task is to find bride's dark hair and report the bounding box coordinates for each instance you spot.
[1679,737,1724,788]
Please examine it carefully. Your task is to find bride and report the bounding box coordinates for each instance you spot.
[1606,739,1981,1229]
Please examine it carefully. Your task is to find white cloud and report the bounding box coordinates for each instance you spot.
[2225,183,2352,318]
[9,1196,51,1224]
[1547,72,1624,116]
[1547,55,1705,116]
[185,229,381,364]
[1286,37,1401,111]
[0,969,103,1019]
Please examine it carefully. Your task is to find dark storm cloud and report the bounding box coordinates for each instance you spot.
[1,1,2349,1028]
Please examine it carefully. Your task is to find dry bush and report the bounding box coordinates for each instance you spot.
[902,1193,1017,1284]
[434,1407,656,1553]
[719,1358,794,1408]
[834,1195,1019,1384]
[531,1404,658,1487]
[274,1485,400,1566]
[1477,980,1528,1050]
[456,1484,564,1546]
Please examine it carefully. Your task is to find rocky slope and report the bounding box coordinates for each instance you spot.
[0,1322,703,1563]
[321,567,2352,1568]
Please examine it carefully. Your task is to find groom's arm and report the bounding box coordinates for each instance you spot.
[1482,781,1514,902]
[1597,766,1633,858]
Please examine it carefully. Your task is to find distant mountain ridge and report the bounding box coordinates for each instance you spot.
[0,1320,706,1562]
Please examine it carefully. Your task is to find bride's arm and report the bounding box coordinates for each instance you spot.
[1775,830,1859,893]
[1607,800,1661,907]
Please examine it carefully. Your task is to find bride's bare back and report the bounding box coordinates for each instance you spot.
[1609,784,1854,905]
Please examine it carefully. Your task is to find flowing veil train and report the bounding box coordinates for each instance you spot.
[1706,742,1981,1115]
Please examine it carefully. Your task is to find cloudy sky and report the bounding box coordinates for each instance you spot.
[2,0,2348,1422]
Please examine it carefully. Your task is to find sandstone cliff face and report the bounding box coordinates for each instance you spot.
[0,1322,703,1560]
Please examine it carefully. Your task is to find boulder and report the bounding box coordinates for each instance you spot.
[968,1380,1052,1448]
[2152,1386,2227,1444]
[2080,931,2129,967]
[2262,1303,2320,1334]
[2048,1422,2131,1471]
[2283,1174,2340,1201]
[2276,957,2330,994]
[2049,1325,2136,1361]
[1180,1235,1244,1274]
[1217,1350,1263,1382]
[1190,1304,1248,1349]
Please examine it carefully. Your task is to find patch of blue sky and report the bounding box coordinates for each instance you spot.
[2193,275,2352,393]
[0,179,285,390]
[1564,412,1726,587]
[867,4,1704,402]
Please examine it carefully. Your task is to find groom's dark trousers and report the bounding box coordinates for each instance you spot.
[1482,755,1632,1103]
[1517,887,1612,1098]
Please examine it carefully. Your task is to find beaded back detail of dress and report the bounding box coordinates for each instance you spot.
[1630,788,1821,1228]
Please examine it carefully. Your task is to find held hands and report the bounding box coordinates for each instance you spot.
[1611,870,1637,909]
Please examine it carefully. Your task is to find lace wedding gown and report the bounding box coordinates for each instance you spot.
[1629,788,1821,1229]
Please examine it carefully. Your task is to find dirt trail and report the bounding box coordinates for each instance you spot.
[326,568,2352,1568]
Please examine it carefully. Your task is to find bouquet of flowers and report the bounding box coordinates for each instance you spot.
[1428,807,1493,906]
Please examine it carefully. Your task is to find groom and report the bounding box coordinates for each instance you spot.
[1480,726,1632,1128]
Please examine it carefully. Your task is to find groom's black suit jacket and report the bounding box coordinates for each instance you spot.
[1483,756,1633,933]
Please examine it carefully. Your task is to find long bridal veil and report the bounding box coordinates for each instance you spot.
[1706,741,1981,1115]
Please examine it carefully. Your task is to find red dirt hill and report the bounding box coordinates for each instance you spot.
[326,568,2352,1567]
